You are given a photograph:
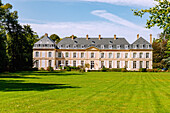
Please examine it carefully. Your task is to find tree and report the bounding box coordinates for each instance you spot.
[65,35,77,39]
[49,34,60,43]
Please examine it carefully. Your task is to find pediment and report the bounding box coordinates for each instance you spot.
[86,46,99,51]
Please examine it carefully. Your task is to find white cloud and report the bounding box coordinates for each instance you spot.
[12,0,157,7]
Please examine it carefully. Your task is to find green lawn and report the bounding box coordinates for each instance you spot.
[0,71,170,113]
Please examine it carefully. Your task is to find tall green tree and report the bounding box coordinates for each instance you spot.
[49,34,60,43]
[132,0,170,35]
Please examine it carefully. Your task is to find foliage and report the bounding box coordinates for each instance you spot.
[65,66,71,71]
[65,35,77,39]
[40,68,45,71]
[132,0,170,34]
[59,66,62,70]
[47,66,54,72]
[139,68,147,72]
[121,68,127,72]
[49,34,61,43]
[79,68,85,73]
[101,66,107,72]
[85,63,90,69]
[109,68,122,72]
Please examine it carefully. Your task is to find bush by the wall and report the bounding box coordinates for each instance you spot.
[121,68,127,72]
[139,68,147,72]
[32,68,38,71]
[101,66,107,72]
[109,68,122,72]
[47,66,54,72]
[40,68,45,71]
[79,68,85,73]
[66,66,71,71]
[168,68,170,72]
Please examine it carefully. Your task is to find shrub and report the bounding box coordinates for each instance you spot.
[139,68,147,72]
[32,68,38,71]
[121,68,127,72]
[47,66,54,72]
[168,68,170,72]
[59,67,62,70]
[66,66,71,71]
[79,68,85,73]
[101,66,107,72]
[110,68,122,72]
[87,70,101,72]
[40,68,45,71]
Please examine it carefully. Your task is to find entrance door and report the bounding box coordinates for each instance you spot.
[91,61,94,69]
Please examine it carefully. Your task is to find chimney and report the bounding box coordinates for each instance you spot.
[137,34,139,39]
[99,35,101,40]
[45,33,48,37]
[72,35,74,40]
[150,34,152,44]
[114,34,116,40]
[86,34,89,40]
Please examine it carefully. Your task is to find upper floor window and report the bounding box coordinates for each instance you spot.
[35,52,39,57]
[58,52,62,58]
[125,53,128,58]
[73,52,77,58]
[65,52,69,58]
[48,52,52,57]
[117,53,120,58]
[81,53,84,58]
[109,53,112,58]
[146,53,149,58]
[133,53,137,58]
[101,53,104,58]
[140,53,143,58]
[125,45,128,49]
[117,45,120,49]
[91,53,95,58]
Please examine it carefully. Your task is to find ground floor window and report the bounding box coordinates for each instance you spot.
[101,61,104,68]
[81,61,84,67]
[140,61,143,68]
[91,61,94,69]
[73,60,76,67]
[117,61,120,68]
[35,60,39,68]
[125,61,128,68]
[58,60,61,67]
[65,60,68,66]
[146,61,149,69]
[133,61,136,69]
[109,61,112,68]
[48,60,52,67]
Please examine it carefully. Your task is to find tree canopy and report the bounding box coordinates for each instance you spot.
[132,0,170,35]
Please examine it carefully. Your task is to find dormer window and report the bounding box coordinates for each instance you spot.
[109,45,112,49]
[101,45,104,49]
[81,45,84,48]
[92,41,95,44]
[146,44,149,49]
[66,45,69,49]
[109,41,113,44]
[74,41,78,44]
[125,45,128,49]
[133,44,136,49]
[117,45,120,49]
[73,45,76,49]
[140,44,143,49]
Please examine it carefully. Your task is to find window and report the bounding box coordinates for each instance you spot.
[125,61,128,68]
[81,53,84,58]
[109,45,112,49]
[73,53,77,58]
[58,52,62,58]
[125,53,128,58]
[146,44,149,49]
[140,44,143,49]
[73,61,76,67]
[65,52,69,58]
[48,52,52,57]
[133,44,136,49]
[35,60,39,68]
[65,60,68,66]
[117,53,120,58]
[125,45,128,49]
[42,52,45,58]
[91,61,94,69]
[91,53,95,58]
[73,45,76,48]
[101,45,104,49]
[35,52,39,57]
[101,53,104,58]
[58,60,61,67]
[101,61,104,68]
[81,61,84,67]
[48,60,52,67]
[109,61,112,68]
[146,61,149,68]
[133,53,137,58]
[133,61,136,69]
[117,61,120,68]
[92,41,95,44]
[146,53,149,58]
[109,53,112,58]
[140,61,143,68]
[66,45,69,49]
[81,45,84,48]
[140,53,143,58]
[117,45,120,49]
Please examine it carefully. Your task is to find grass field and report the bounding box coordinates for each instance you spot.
[0,71,170,113]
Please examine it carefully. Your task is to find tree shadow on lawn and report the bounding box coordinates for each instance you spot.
[19,71,84,76]
[0,75,39,79]
[0,80,80,92]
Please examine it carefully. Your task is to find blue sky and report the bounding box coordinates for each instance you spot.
[2,0,162,43]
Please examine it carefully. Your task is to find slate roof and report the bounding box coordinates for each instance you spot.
[35,36,55,44]
[132,37,151,45]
